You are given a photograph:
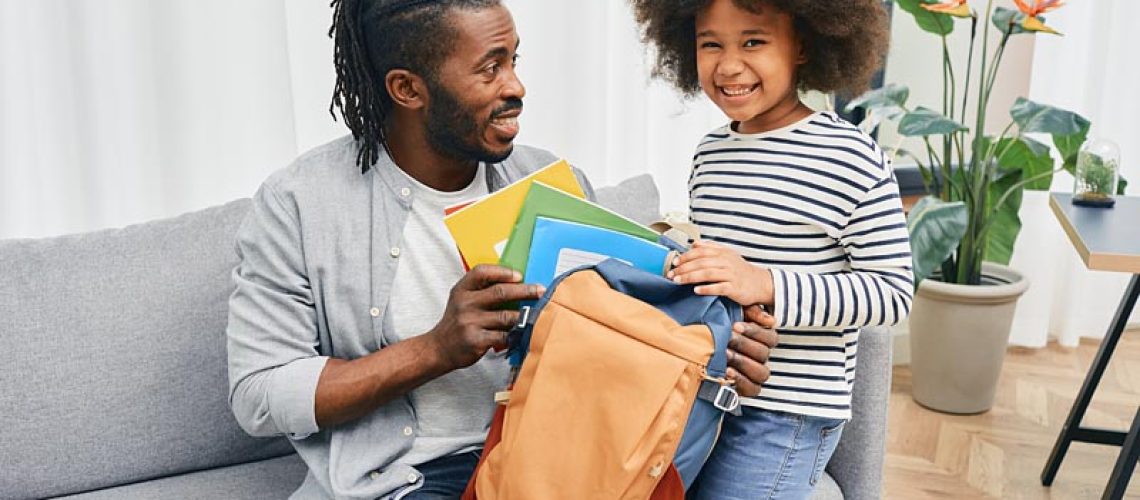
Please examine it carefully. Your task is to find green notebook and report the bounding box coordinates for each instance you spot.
[499,182,660,273]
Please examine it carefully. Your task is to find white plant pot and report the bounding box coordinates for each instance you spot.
[909,262,1030,414]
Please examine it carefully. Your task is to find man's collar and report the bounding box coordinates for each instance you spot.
[367,146,511,204]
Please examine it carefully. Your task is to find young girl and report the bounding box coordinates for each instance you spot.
[632,0,910,498]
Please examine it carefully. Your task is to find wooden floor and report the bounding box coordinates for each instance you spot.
[885,332,1140,499]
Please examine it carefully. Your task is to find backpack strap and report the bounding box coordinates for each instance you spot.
[697,379,742,416]
[508,265,587,376]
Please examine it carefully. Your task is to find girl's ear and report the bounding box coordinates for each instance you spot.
[385,69,427,111]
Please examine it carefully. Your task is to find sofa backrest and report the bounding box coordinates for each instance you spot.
[0,199,294,499]
[594,173,661,225]
[0,174,662,498]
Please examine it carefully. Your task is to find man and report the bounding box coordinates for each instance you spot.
[226,1,779,498]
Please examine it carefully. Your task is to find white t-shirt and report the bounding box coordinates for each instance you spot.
[386,163,507,465]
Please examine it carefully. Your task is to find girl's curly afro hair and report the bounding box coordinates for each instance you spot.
[630,0,890,98]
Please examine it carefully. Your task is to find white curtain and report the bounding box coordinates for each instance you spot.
[504,0,726,215]
[0,0,302,239]
[1007,0,1140,346]
[0,0,729,240]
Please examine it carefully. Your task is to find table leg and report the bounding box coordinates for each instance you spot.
[1102,407,1140,500]
[1042,274,1140,486]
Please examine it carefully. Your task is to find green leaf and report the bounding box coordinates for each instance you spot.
[907,196,968,285]
[984,170,1024,265]
[1020,135,1052,157]
[1051,117,1091,173]
[1011,98,1088,136]
[895,147,935,191]
[895,0,956,36]
[991,7,1030,35]
[898,107,970,137]
[845,83,909,116]
[1119,176,1130,196]
[994,136,1055,190]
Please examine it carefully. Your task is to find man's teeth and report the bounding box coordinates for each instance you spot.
[492,117,518,127]
[722,86,756,96]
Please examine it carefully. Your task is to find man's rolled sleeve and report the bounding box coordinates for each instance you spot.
[269,356,326,439]
[227,181,326,439]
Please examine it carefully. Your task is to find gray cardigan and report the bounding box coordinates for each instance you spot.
[226,136,593,500]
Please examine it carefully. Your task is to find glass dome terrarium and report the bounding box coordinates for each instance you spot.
[1072,138,1121,208]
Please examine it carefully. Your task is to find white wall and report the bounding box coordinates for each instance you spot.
[881,1,1140,346]
[879,1,1035,160]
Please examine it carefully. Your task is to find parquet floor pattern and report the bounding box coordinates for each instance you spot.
[885,332,1140,499]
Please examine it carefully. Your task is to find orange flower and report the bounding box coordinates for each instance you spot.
[1013,0,1064,17]
[1013,0,1065,34]
[921,0,972,18]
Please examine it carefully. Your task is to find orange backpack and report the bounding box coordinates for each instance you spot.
[463,259,741,499]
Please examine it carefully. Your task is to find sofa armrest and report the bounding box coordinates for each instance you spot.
[825,326,892,500]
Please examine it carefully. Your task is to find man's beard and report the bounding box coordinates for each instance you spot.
[423,79,520,164]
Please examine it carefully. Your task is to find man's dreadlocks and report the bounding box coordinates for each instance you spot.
[329,0,500,172]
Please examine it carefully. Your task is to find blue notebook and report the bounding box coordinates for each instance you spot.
[523,217,673,288]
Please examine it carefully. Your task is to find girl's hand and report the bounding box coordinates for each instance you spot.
[667,240,774,307]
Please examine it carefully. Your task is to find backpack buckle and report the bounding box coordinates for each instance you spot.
[713,384,740,413]
[517,306,532,329]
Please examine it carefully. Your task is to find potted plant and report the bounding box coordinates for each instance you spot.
[848,0,1126,413]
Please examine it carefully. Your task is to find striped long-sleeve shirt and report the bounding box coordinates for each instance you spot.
[689,111,914,420]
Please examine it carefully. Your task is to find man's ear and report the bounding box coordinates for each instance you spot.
[385,69,428,111]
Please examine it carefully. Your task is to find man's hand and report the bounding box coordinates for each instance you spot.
[314,265,544,429]
[425,265,546,371]
[668,240,775,307]
[725,305,778,398]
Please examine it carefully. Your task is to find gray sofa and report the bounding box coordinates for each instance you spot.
[1,175,890,499]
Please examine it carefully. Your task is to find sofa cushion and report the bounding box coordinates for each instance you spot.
[56,454,307,500]
[594,173,661,225]
[0,199,294,499]
[810,473,844,500]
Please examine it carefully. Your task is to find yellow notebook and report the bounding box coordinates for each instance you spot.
[444,159,586,269]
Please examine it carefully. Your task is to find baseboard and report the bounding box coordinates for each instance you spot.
[893,322,1140,366]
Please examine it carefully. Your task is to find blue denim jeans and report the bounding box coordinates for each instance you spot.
[689,407,845,500]
[398,450,481,499]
